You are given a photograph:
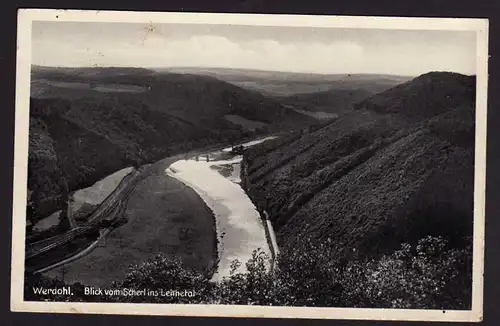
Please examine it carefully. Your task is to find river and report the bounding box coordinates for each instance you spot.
[166,137,278,281]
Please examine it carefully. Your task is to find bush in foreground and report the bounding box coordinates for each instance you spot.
[25,236,472,309]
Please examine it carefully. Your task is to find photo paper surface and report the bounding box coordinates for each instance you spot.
[11,9,488,322]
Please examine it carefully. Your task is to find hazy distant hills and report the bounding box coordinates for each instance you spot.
[28,66,320,220]
[31,66,318,126]
[158,67,412,115]
[158,67,412,96]
[242,71,476,261]
[159,66,411,83]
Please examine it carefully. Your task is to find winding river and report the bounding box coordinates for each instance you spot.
[166,137,278,281]
[35,137,279,284]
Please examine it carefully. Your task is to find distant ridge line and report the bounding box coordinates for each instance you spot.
[31,64,416,79]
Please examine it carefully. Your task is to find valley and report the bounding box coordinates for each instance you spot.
[242,72,475,260]
[25,67,476,309]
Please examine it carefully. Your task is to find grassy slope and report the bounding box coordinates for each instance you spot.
[242,71,476,261]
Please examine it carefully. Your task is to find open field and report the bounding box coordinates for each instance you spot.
[32,79,150,95]
[44,159,217,286]
[71,167,134,214]
[223,114,269,131]
[160,67,412,97]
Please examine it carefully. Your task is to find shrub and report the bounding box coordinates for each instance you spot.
[25,236,471,309]
[340,236,472,309]
[114,253,213,304]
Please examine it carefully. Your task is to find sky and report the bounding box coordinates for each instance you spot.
[31,21,477,76]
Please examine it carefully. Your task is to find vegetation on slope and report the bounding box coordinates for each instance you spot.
[27,67,318,223]
[162,67,411,97]
[24,70,475,309]
[25,235,472,309]
[31,66,317,127]
[42,170,218,287]
[355,72,476,121]
[278,88,375,114]
[240,72,475,308]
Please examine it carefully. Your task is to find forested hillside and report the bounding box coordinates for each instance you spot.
[277,88,374,114]
[355,72,475,120]
[242,72,476,262]
[28,67,317,222]
[32,67,314,126]
[26,70,476,309]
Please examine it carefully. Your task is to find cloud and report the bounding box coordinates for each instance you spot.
[33,34,366,72]
[31,32,474,75]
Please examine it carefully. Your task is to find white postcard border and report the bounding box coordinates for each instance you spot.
[11,9,489,322]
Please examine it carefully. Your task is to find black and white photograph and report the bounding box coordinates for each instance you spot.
[11,9,488,322]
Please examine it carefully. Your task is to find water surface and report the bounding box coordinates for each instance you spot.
[166,137,277,280]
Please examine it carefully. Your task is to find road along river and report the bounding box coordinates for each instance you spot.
[166,137,279,281]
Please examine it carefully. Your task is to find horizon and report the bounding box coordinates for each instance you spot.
[32,64,479,79]
[32,22,477,76]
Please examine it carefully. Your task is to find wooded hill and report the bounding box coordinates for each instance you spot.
[242,71,476,262]
[28,66,318,222]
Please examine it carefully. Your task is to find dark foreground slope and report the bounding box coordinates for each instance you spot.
[242,72,476,261]
[28,67,317,222]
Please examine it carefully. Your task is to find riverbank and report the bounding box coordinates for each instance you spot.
[166,156,272,281]
[39,136,281,285]
[165,136,280,280]
[44,156,218,287]
[240,160,279,272]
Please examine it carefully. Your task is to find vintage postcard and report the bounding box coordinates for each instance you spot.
[11,9,488,322]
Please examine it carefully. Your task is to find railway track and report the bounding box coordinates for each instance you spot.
[24,137,274,269]
[25,166,154,264]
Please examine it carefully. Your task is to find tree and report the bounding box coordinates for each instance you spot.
[25,236,471,309]
[116,253,212,304]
